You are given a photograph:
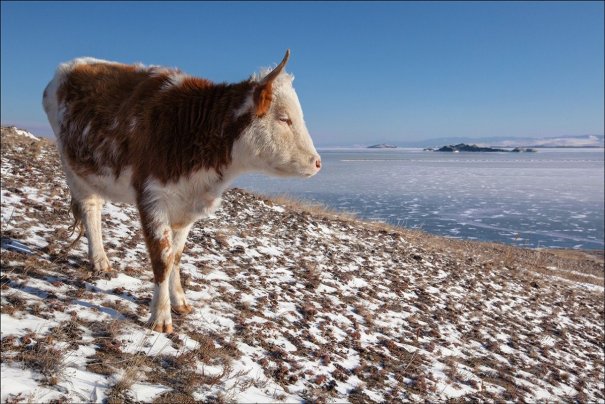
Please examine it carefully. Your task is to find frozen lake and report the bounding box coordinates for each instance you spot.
[233,148,605,250]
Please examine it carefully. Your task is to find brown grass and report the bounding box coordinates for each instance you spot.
[2,126,603,402]
[260,192,604,290]
[295,194,602,285]
[16,336,67,386]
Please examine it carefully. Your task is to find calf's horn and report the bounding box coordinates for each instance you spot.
[262,49,290,84]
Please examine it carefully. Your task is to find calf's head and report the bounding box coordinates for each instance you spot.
[234,50,321,177]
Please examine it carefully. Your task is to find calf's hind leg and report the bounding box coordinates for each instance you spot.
[77,196,113,272]
[61,159,112,272]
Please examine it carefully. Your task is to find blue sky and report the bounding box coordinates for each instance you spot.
[1,1,603,146]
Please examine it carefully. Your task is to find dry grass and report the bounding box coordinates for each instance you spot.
[2,126,603,402]
[256,191,360,223]
[257,191,604,288]
[103,321,178,402]
[12,335,68,386]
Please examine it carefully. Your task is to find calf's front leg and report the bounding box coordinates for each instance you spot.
[138,203,176,333]
[170,224,193,315]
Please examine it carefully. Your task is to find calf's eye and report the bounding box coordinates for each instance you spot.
[279,117,292,126]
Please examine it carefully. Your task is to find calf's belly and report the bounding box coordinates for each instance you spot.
[85,170,137,204]
[63,164,137,204]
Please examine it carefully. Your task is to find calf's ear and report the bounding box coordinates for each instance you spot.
[254,49,290,117]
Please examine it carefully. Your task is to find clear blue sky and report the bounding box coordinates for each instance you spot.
[1,1,603,146]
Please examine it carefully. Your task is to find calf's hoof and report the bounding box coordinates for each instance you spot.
[91,256,114,272]
[172,304,193,315]
[148,311,174,333]
[151,321,174,333]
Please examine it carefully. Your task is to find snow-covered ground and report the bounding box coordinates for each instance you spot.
[1,126,604,403]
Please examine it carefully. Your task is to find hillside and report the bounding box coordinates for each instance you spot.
[1,126,604,403]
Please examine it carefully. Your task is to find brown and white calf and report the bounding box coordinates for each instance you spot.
[43,50,320,333]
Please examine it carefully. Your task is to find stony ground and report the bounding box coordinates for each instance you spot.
[1,126,604,403]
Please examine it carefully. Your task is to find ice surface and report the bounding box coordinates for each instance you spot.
[234,148,605,249]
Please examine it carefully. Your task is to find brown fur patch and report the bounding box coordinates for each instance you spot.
[138,205,173,284]
[55,61,255,184]
[57,63,146,178]
[132,77,254,185]
[171,222,188,230]
[159,229,172,254]
[254,82,273,117]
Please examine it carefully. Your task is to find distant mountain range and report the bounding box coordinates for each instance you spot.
[390,134,604,149]
[4,122,602,149]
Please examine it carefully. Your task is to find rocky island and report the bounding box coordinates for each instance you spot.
[430,143,536,152]
[367,143,397,149]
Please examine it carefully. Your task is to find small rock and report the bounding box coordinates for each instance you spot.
[314,374,327,384]
[231,246,246,254]
[301,303,317,318]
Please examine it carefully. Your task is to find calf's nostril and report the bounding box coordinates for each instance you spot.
[315,159,321,169]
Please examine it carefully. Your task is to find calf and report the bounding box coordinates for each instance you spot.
[43,50,321,333]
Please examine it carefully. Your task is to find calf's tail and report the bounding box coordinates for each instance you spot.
[65,197,84,251]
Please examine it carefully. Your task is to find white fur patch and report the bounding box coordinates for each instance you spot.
[108,118,119,131]
[252,68,295,86]
[65,166,136,204]
[172,224,193,252]
[128,117,137,132]
[230,74,320,178]
[57,102,67,120]
[66,57,121,68]
[161,73,188,91]
[42,76,66,136]
[169,266,188,307]
[134,62,147,71]
[82,123,91,140]
[142,168,230,229]
[78,197,109,269]
[150,279,172,326]
[160,246,172,263]
[233,92,254,118]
